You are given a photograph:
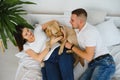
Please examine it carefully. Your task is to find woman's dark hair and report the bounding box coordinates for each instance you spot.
[13,25,27,51]
[72,8,87,18]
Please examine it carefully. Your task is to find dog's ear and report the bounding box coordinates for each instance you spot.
[53,20,60,25]
[52,21,60,30]
[45,26,53,37]
[44,20,63,38]
[46,20,61,33]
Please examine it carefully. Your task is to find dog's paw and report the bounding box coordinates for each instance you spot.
[58,50,63,55]
[40,62,45,68]
[66,50,73,54]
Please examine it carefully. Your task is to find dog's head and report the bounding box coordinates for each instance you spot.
[43,20,63,38]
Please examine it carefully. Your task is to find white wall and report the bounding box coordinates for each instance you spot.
[23,0,120,16]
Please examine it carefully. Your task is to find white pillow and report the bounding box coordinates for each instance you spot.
[64,11,72,27]
[105,17,120,28]
[114,19,120,28]
[87,10,107,25]
[96,19,120,47]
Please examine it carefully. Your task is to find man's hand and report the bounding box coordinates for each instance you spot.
[65,41,73,49]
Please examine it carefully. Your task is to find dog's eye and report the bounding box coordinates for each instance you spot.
[43,29,47,32]
[55,32,59,34]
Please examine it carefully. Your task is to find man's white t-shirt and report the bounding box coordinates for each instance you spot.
[23,24,60,60]
[75,22,109,59]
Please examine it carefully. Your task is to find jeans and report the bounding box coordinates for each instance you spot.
[79,54,115,80]
[41,47,74,80]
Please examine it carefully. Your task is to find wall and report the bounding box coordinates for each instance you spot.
[23,0,120,16]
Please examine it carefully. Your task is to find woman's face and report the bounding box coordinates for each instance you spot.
[22,28,34,42]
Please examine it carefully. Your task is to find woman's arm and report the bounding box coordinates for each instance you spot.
[25,36,63,62]
[65,41,95,62]
[25,47,50,63]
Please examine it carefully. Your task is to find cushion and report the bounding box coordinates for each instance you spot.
[105,17,120,28]
[114,18,120,28]
[64,11,72,27]
[96,19,120,47]
[87,10,107,25]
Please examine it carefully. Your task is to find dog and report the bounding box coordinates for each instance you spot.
[43,20,84,67]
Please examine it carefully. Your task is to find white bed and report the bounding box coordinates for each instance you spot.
[15,10,120,80]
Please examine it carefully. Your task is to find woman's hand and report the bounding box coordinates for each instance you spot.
[42,24,47,30]
[50,36,63,47]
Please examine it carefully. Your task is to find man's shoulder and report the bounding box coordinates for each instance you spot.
[86,23,97,31]
[84,23,99,36]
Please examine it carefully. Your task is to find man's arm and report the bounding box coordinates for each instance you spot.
[65,42,95,62]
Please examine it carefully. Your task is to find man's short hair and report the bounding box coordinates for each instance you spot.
[72,8,87,18]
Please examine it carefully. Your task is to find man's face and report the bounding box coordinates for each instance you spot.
[70,14,80,29]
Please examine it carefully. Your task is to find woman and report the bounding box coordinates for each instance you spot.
[14,24,74,80]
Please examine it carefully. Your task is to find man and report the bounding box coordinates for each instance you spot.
[65,8,115,80]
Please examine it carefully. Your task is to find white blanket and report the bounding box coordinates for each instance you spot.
[109,44,120,78]
[15,44,120,80]
[15,52,42,80]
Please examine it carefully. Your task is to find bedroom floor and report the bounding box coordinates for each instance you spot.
[0,41,19,80]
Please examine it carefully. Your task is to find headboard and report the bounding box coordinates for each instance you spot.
[23,0,120,16]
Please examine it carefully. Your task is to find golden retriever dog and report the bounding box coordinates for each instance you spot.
[43,20,84,66]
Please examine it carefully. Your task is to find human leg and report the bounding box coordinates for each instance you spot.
[91,54,115,80]
[91,64,115,80]
[41,67,48,80]
[45,61,62,80]
[79,65,94,80]
[79,54,115,80]
[43,47,62,80]
[59,48,74,80]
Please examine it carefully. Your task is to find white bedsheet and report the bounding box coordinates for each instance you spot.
[15,44,120,80]
[15,53,42,80]
[109,44,120,79]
